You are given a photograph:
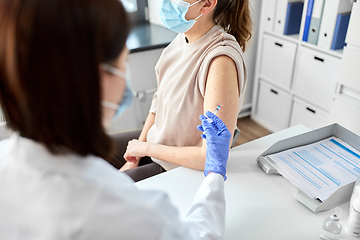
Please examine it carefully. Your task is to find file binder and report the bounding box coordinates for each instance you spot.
[318,0,353,49]
[345,1,360,48]
[303,0,315,41]
[257,123,360,212]
[274,0,290,35]
[331,13,351,50]
[274,0,301,35]
[284,2,304,35]
[263,0,278,32]
[308,0,325,45]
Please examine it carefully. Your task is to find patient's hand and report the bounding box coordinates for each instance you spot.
[119,161,139,171]
[123,140,148,163]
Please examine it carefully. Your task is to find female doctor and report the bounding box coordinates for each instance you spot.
[0,0,232,239]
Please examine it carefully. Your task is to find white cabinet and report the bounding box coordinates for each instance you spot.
[256,80,292,131]
[260,34,297,90]
[329,2,360,136]
[289,97,330,130]
[252,0,359,133]
[346,1,360,48]
[330,98,360,136]
[337,46,360,93]
[293,47,341,111]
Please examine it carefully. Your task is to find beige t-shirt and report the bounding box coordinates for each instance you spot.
[147,25,247,170]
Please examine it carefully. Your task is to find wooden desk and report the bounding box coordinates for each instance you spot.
[136,125,353,240]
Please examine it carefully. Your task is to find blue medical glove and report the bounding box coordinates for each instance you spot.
[197,111,232,181]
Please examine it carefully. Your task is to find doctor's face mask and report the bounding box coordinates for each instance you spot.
[159,0,203,33]
[101,63,134,122]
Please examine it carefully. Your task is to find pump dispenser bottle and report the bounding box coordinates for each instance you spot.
[346,179,360,238]
[320,207,343,240]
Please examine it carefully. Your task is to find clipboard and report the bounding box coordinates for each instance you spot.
[257,123,360,212]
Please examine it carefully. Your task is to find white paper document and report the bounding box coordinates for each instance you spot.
[266,137,360,201]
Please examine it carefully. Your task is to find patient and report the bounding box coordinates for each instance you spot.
[110,0,252,182]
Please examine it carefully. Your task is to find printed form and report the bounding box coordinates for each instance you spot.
[266,137,360,201]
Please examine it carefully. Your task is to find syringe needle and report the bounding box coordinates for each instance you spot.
[208,106,220,123]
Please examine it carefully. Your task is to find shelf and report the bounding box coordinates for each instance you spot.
[300,41,343,59]
[334,93,360,113]
[347,44,360,52]
[259,76,291,93]
[259,76,332,114]
[264,31,299,44]
[335,86,360,106]
[252,0,359,134]
[264,30,344,59]
[339,86,360,104]
[292,94,331,113]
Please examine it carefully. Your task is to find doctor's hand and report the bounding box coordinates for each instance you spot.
[197,111,232,181]
[123,140,147,164]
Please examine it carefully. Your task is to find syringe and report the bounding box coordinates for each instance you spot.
[207,105,220,123]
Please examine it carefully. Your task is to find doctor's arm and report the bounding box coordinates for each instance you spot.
[124,55,239,170]
[141,114,230,240]
[90,111,230,240]
[181,111,231,239]
[157,113,230,239]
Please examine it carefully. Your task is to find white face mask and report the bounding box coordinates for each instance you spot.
[159,0,203,33]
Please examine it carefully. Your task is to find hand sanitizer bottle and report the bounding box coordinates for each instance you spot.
[347,182,360,238]
[320,207,343,240]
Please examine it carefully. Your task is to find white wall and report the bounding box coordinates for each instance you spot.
[243,0,262,111]
[148,0,262,114]
[148,0,165,27]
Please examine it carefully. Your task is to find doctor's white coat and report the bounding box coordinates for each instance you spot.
[0,134,225,240]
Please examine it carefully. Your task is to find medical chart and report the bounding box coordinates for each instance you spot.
[266,137,360,201]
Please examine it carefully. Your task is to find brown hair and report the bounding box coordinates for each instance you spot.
[0,0,130,159]
[213,0,252,52]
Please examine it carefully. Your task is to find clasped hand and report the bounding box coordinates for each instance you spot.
[123,140,148,164]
